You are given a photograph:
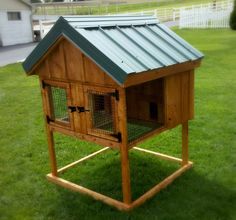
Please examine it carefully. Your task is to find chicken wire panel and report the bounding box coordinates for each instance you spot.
[89,91,115,135]
[50,86,69,123]
[127,119,161,143]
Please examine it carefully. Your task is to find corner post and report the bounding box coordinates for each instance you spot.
[46,127,58,176]
[182,121,189,166]
[40,78,58,176]
[118,88,132,204]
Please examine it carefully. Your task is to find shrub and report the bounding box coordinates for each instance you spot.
[230,0,236,30]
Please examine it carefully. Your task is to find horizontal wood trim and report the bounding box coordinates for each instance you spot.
[133,147,183,163]
[42,79,70,89]
[57,147,110,173]
[87,129,119,142]
[40,76,120,89]
[50,125,120,149]
[47,174,130,211]
[130,162,193,209]
[124,60,201,88]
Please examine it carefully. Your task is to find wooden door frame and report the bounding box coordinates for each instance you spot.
[41,79,75,131]
[83,85,120,142]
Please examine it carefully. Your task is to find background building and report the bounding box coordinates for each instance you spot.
[0,0,33,46]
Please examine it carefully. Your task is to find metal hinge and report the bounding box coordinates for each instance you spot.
[41,81,48,89]
[112,132,122,142]
[109,90,119,101]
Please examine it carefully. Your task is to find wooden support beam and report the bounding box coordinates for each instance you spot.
[182,121,189,166]
[130,162,193,209]
[57,147,110,173]
[47,174,130,211]
[133,147,183,163]
[118,88,132,204]
[46,128,58,176]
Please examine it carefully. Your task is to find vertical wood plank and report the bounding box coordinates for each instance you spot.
[83,56,105,85]
[181,72,190,122]
[71,83,87,134]
[48,43,66,79]
[165,74,181,128]
[189,70,195,119]
[83,55,117,86]
[63,40,85,82]
[46,127,58,176]
[39,78,58,176]
[182,121,189,166]
[118,88,132,204]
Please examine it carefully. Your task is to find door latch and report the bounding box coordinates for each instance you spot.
[68,106,77,113]
[77,106,90,113]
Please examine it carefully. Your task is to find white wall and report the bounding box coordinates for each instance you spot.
[0,10,33,46]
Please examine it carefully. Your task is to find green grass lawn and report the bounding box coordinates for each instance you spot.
[0,29,236,219]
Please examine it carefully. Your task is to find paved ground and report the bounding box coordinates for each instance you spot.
[0,21,178,67]
[0,42,38,67]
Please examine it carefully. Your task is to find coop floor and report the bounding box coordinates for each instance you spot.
[96,118,162,143]
[127,119,162,143]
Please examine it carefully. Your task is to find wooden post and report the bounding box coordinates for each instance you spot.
[118,88,132,204]
[46,127,58,176]
[182,121,189,166]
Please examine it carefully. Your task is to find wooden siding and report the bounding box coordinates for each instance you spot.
[36,38,117,87]
[126,79,164,124]
[165,71,194,128]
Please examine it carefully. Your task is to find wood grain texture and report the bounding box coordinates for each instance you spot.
[118,88,132,204]
[47,174,130,211]
[62,40,85,81]
[182,121,189,166]
[124,60,201,88]
[83,55,117,86]
[189,70,195,119]
[126,79,164,123]
[165,71,194,128]
[48,43,66,79]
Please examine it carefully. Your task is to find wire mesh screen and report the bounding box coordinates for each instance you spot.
[50,86,69,123]
[89,91,115,135]
[127,119,161,143]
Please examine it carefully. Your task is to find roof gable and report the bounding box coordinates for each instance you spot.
[23,16,203,85]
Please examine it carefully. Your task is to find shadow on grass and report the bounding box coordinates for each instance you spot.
[50,150,235,220]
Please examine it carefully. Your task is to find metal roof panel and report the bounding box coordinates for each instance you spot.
[23,16,203,85]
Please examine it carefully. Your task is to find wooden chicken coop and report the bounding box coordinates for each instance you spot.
[23,16,203,211]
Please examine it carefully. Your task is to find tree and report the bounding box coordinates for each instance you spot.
[230,0,236,30]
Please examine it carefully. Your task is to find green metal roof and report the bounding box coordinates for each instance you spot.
[23,15,203,85]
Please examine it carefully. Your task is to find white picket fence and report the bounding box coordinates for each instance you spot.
[179,0,233,28]
[34,0,234,39]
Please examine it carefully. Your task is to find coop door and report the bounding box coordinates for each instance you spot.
[84,86,120,142]
[42,80,74,130]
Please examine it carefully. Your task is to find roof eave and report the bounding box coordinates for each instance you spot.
[22,16,127,85]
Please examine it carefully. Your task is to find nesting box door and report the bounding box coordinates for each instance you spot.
[84,86,120,142]
[42,80,74,130]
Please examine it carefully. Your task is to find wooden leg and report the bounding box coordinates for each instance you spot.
[118,88,132,204]
[182,121,189,166]
[46,127,57,176]
[120,145,132,204]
